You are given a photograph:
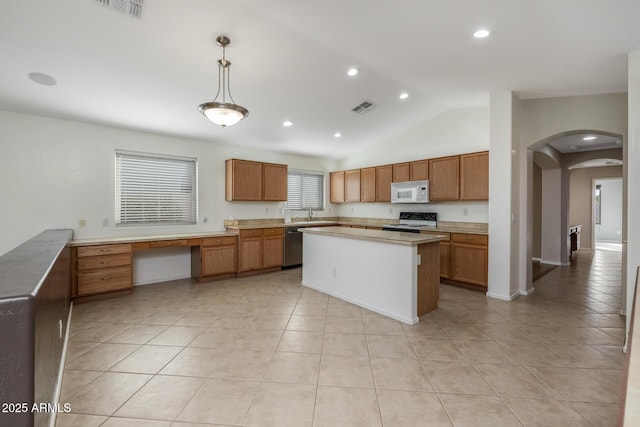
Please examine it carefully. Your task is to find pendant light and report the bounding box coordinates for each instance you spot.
[198,35,249,127]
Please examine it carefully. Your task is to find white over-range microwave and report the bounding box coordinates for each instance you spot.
[391,180,430,204]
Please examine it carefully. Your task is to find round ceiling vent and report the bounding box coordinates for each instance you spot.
[28,72,57,86]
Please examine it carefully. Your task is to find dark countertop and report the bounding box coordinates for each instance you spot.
[0,229,73,299]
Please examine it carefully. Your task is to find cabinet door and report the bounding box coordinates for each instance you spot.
[439,242,450,279]
[330,171,345,203]
[263,236,284,268]
[202,246,237,276]
[450,243,487,287]
[429,156,460,201]
[345,169,361,202]
[263,163,288,201]
[360,167,376,202]
[226,159,262,201]
[392,163,410,182]
[460,151,489,200]
[410,160,429,180]
[239,237,263,272]
[376,165,392,202]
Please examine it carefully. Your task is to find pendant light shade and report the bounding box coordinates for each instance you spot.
[198,36,249,127]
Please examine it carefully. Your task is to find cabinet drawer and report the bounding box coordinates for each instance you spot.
[77,244,131,257]
[451,233,488,245]
[239,229,264,237]
[77,253,131,270]
[149,239,188,248]
[264,227,284,237]
[77,267,132,296]
[202,236,237,247]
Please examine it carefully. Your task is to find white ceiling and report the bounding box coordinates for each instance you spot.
[2,0,640,159]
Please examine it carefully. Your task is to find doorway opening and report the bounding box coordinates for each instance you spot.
[594,177,623,253]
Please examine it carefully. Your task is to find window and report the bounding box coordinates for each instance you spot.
[286,169,324,210]
[115,150,197,226]
[595,184,601,225]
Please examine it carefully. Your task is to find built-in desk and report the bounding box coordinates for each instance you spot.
[70,232,238,302]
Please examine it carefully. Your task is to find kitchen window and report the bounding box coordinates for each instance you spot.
[286,169,324,211]
[115,150,197,226]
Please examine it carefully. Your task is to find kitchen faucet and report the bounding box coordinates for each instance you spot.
[308,205,313,221]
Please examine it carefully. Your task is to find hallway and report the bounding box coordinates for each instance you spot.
[56,248,625,426]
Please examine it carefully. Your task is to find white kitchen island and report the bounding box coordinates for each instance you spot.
[300,226,446,324]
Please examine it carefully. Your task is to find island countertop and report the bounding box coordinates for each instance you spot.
[300,226,447,246]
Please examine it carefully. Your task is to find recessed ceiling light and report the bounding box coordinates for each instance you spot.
[334,132,342,138]
[282,120,293,127]
[582,136,597,141]
[399,92,409,100]
[347,67,359,77]
[28,72,57,86]
[473,29,491,39]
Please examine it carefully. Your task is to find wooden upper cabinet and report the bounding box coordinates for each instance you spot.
[460,151,489,201]
[262,162,288,201]
[428,156,460,201]
[226,159,262,201]
[226,159,287,201]
[330,171,345,203]
[392,163,410,182]
[345,169,361,202]
[360,167,376,202]
[410,160,429,180]
[376,165,392,202]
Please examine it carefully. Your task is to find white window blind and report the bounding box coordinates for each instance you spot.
[286,170,324,210]
[115,150,197,226]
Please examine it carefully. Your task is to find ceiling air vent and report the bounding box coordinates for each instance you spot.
[351,100,377,115]
[94,0,144,19]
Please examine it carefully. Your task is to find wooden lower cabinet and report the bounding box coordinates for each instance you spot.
[74,243,133,297]
[439,242,451,279]
[450,233,488,287]
[420,231,450,279]
[263,228,284,268]
[192,236,237,280]
[238,228,283,274]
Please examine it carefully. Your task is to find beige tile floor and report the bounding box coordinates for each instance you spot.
[56,248,625,427]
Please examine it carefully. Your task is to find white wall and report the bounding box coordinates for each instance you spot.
[540,168,563,264]
[0,110,337,283]
[334,107,490,223]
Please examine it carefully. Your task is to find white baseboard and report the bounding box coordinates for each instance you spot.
[50,302,73,427]
[486,291,520,301]
[520,287,535,296]
[532,257,542,262]
[540,259,563,266]
[134,273,191,286]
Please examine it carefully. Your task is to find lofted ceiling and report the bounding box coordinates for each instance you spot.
[2,0,640,159]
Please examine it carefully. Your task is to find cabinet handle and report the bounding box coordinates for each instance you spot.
[100,277,111,281]
[99,249,110,253]
[99,261,107,265]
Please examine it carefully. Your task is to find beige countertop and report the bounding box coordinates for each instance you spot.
[299,226,447,246]
[224,219,488,235]
[225,220,339,230]
[70,231,237,246]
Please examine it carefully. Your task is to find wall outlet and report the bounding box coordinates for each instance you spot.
[265,207,269,214]
[332,268,337,277]
[203,217,208,223]
[388,207,393,214]
[463,208,468,216]
[79,219,86,229]
[102,218,109,227]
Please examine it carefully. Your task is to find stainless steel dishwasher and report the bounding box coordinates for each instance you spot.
[283,225,303,267]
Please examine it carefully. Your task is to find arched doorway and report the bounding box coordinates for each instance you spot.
[527,129,625,314]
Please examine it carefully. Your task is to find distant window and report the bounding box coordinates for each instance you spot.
[595,184,601,225]
[115,150,197,226]
[286,170,324,211]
